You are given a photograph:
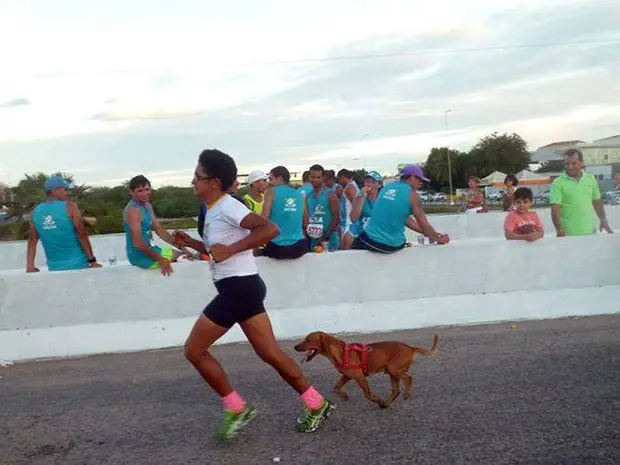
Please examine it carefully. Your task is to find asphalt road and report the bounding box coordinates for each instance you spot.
[1,315,619,465]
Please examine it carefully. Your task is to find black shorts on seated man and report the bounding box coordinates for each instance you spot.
[260,166,308,259]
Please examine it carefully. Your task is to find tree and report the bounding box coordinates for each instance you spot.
[468,132,531,176]
[422,147,465,191]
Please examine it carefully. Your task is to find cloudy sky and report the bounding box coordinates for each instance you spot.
[0,0,619,187]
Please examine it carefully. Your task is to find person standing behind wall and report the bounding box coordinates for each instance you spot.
[260,166,308,259]
[550,149,613,237]
[26,176,101,272]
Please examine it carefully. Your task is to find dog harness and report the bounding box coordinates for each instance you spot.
[337,343,372,375]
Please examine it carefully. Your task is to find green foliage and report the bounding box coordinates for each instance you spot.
[3,173,204,240]
[422,147,465,192]
[423,132,531,189]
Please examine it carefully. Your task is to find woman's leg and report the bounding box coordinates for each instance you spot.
[240,312,335,432]
[239,312,309,394]
[185,313,257,438]
[184,314,231,396]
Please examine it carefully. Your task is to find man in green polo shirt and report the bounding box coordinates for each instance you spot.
[550,148,613,237]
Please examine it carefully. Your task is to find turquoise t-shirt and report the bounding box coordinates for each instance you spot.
[364,181,413,247]
[269,185,305,246]
[123,200,163,268]
[32,200,89,271]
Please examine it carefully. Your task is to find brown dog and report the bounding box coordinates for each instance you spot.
[294,332,439,409]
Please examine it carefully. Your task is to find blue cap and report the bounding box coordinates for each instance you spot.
[401,164,430,182]
[44,176,71,192]
[365,171,382,182]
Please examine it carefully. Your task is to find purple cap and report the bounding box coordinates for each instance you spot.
[401,164,430,182]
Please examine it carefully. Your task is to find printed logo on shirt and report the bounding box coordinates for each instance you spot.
[312,204,326,215]
[42,215,57,230]
[382,189,397,201]
[284,197,298,212]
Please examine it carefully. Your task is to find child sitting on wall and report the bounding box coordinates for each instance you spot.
[503,187,544,242]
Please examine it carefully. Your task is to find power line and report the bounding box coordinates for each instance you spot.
[247,38,620,66]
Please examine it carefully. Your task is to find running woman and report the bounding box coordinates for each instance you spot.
[173,149,335,439]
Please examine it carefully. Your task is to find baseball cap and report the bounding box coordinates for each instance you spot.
[44,176,72,192]
[247,170,269,185]
[401,164,430,182]
[365,171,382,182]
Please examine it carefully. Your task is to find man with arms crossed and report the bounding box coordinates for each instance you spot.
[550,149,613,237]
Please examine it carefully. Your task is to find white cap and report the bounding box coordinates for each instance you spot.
[247,170,269,185]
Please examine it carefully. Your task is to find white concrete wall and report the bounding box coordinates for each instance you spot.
[2,206,619,271]
[1,234,619,362]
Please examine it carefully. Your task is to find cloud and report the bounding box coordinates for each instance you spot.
[0,98,29,108]
[1,0,619,186]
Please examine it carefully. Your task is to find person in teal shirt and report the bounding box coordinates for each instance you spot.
[305,164,340,252]
[123,175,187,275]
[352,164,450,253]
[27,176,101,272]
[297,170,313,198]
[260,166,308,259]
[343,171,382,249]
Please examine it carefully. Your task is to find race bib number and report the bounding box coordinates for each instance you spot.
[306,223,324,239]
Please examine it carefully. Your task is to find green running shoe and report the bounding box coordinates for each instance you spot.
[296,399,336,433]
[218,405,257,440]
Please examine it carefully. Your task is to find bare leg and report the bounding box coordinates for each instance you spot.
[353,375,385,408]
[184,315,232,396]
[341,232,354,250]
[240,313,310,394]
[333,375,351,400]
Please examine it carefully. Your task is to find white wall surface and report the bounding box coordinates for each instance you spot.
[2,235,619,362]
[1,206,619,271]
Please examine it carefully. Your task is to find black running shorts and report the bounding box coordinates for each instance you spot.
[351,232,405,254]
[260,238,308,259]
[203,274,267,328]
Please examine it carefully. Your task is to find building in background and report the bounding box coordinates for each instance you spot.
[534,134,620,166]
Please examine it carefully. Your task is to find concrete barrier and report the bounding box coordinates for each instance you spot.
[2,234,619,362]
[2,206,619,271]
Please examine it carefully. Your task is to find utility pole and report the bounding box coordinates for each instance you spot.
[444,109,454,204]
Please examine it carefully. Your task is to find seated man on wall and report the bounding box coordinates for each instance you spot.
[123,175,187,275]
[306,164,340,252]
[243,170,270,214]
[260,166,308,259]
[352,165,450,253]
[27,176,102,272]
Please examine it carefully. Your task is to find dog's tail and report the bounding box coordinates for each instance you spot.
[410,334,439,357]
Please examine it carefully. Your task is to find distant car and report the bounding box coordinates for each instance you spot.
[417,191,433,202]
[432,192,447,202]
[604,190,620,205]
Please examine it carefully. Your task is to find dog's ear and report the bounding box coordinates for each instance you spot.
[321,334,343,365]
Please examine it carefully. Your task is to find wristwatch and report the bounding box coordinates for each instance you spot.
[87,257,97,264]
